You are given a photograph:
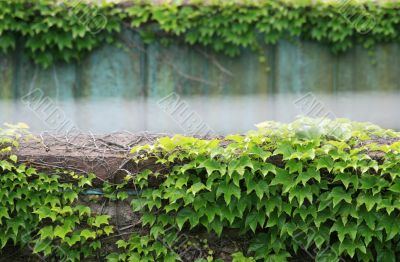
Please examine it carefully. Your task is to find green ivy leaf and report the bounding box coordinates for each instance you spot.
[65,234,81,246]
[80,229,96,240]
[328,187,352,208]
[34,207,56,222]
[333,173,358,190]
[38,226,54,240]
[0,207,10,221]
[33,239,52,255]
[271,168,297,193]
[54,225,71,239]
[245,211,265,232]
[187,182,207,196]
[199,159,226,176]
[176,208,197,230]
[216,182,241,205]
[296,167,320,186]
[330,221,357,242]
[316,156,335,172]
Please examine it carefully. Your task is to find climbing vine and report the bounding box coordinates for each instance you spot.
[123,118,400,261]
[3,118,400,261]
[0,123,114,261]
[1,1,400,67]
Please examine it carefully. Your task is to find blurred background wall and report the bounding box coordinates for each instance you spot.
[1,30,399,134]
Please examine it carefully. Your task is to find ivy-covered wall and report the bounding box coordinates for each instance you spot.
[1,29,400,100]
[2,0,400,98]
[2,1,400,133]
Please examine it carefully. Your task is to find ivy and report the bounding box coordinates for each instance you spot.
[123,118,400,261]
[0,123,114,261]
[4,118,400,261]
[2,1,400,67]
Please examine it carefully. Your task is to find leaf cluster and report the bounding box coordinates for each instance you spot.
[0,125,113,261]
[123,118,400,261]
[2,1,400,66]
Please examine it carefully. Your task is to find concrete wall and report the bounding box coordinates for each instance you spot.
[1,29,400,133]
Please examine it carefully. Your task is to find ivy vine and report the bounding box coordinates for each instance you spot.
[1,1,400,67]
[124,118,400,261]
[0,123,114,261]
[3,118,400,261]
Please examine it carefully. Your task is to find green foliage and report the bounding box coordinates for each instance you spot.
[0,0,122,67]
[4,118,400,261]
[2,1,400,66]
[0,124,113,261]
[124,117,400,261]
